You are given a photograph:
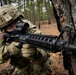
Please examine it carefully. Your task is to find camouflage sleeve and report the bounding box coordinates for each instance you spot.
[35,48,53,65]
[28,26,53,64]
[0,44,9,63]
[0,31,7,63]
[0,46,4,63]
[0,45,10,63]
[0,31,5,63]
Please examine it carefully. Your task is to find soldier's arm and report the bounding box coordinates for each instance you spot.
[28,26,53,64]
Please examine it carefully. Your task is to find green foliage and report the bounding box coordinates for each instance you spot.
[9,0,54,22]
[50,5,55,18]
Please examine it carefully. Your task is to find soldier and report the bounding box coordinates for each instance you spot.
[0,5,52,75]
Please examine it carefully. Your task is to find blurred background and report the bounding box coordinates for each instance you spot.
[0,0,69,75]
[0,0,55,29]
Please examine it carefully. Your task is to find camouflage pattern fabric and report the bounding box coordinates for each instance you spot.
[0,4,24,28]
[13,62,51,75]
[12,48,52,75]
[0,4,52,75]
[0,46,3,63]
[0,31,4,63]
[0,24,52,75]
[11,27,52,75]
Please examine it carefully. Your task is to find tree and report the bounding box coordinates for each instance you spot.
[36,0,41,28]
[3,0,8,5]
[0,0,3,6]
[9,0,54,26]
[30,0,36,25]
[17,0,21,11]
[2,0,12,5]
[44,0,51,24]
[24,0,26,17]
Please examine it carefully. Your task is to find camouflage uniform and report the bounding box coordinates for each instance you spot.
[0,5,52,75]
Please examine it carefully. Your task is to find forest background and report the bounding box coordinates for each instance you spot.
[0,0,70,75]
[0,0,54,28]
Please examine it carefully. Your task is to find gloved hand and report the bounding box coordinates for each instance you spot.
[7,42,37,58]
[21,44,37,58]
[7,42,21,56]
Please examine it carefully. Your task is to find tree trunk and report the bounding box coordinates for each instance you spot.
[37,0,41,29]
[47,0,51,24]
[24,0,26,18]
[31,0,36,25]
[3,0,8,5]
[18,0,21,11]
[44,0,51,24]
[0,0,3,6]
[8,0,11,4]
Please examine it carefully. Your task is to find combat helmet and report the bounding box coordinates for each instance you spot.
[0,4,24,28]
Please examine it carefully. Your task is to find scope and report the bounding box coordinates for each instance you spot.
[13,21,29,34]
[16,21,29,28]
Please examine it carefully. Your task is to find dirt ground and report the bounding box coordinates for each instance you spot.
[40,23,60,36]
[40,23,69,75]
[0,23,69,75]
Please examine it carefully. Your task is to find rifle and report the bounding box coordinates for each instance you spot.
[3,21,76,53]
